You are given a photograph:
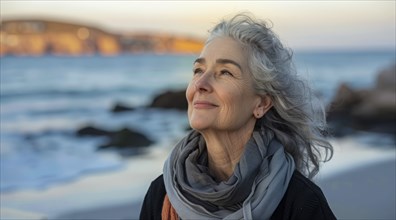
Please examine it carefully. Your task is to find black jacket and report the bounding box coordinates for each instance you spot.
[140,171,337,220]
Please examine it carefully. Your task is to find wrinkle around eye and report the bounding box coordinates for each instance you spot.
[193,67,204,75]
[220,70,234,76]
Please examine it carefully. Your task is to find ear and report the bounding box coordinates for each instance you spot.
[254,95,273,119]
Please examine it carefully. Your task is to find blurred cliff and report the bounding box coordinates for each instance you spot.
[0,19,204,56]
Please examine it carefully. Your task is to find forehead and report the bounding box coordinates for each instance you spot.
[199,37,248,67]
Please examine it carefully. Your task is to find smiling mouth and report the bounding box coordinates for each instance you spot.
[193,101,218,109]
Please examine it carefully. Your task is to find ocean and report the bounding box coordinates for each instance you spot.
[1,51,395,193]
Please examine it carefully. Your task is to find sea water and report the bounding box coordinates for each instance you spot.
[1,51,395,193]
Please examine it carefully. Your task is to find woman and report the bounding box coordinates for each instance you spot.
[140,13,336,220]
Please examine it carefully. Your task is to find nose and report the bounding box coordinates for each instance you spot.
[194,71,213,93]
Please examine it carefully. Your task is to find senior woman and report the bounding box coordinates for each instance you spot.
[140,13,336,220]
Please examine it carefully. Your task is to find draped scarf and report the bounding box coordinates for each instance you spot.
[163,130,295,220]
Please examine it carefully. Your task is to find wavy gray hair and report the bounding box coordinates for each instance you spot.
[207,13,333,178]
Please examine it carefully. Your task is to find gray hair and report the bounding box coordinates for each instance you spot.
[207,13,333,178]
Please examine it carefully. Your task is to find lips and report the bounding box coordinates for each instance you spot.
[193,100,218,109]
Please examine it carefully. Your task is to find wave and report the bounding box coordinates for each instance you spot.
[0,86,151,100]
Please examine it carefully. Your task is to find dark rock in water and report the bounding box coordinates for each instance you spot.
[376,64,396,91]
[328,83,365,114]
[76,126,110,136]
[111,102,135,113]
[99,128,153,149]
[149,90,187,110]
[75,125,154,152]
[327,63,396,136]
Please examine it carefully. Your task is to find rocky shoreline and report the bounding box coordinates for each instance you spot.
[74,90,189,155]
[73,63,395,154]
[327,63,395,136]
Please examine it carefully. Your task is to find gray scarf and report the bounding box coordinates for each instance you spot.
[163,130,295,220]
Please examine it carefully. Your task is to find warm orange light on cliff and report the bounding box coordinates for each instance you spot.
[5,34,19,47]
[0,19,204,56]
[96,35,120,56]
[172,39,203,54]
[77,27,90,40]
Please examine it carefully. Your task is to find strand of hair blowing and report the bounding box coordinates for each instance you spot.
[208,13,333,178]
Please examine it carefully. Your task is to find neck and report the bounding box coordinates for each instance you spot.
[201,125,255,182]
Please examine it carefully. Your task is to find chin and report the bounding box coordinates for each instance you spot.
[188,114,208,130]
[189,123,205,131]
[189,120,209,131]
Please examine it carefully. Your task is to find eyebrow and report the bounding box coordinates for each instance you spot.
[194,58,243,71]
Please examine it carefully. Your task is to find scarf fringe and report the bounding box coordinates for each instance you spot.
[162,194,179,220]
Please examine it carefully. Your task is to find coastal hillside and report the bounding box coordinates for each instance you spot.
[0,19,204,56]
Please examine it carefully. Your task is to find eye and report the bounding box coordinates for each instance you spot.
[220,70,233,77]
[193,67,204,75]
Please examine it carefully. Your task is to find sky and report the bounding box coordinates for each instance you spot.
[1,1,395,51]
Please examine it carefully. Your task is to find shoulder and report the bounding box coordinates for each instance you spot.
[139,175,166,220]
[290,171,327,200]
[148,174,166,196]
[272,171,337,220]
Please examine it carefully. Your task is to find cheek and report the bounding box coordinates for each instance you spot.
[218,91,239,117]
[186,82,195,103]
[186,82,195,117]
[221,88,252,117]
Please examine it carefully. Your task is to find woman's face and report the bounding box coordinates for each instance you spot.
[186,37,262,133]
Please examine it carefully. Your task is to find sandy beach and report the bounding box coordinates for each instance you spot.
[318,158,396,220]
[1,137,395,220]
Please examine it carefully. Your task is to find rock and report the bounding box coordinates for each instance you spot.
[327,83,365,116]
[352,90,396,119]
[76,125,110,136]
[327,63,396,136]
[376,64,396,91]
[111,102,135,113]
[149,89,187,110]
[75,125,154,151]
[99,128,153,149]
